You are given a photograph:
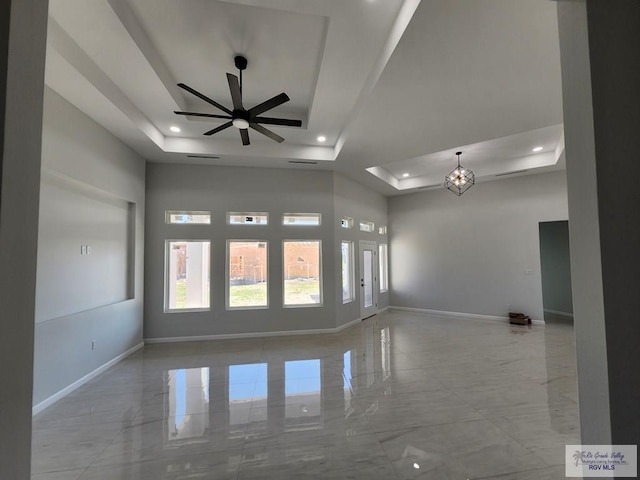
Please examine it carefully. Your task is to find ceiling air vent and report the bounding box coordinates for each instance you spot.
[187,155,220,159]
[495,169,528,177]
[288,160,318,165]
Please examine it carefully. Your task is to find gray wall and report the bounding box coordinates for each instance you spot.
[388,171,568,320]
[33,88,146,407]
[585,0,640,446]
[0,0,48,476]
[539,221,573,315]
[144,164,337,339]
[333,173,389,327]
[559,0,640,447]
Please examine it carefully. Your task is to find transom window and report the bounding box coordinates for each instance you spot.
[228,212,268,225]
[359,221,375,232]
[340,217,353,229]
[283,213,321,226]
[165,211,211,224]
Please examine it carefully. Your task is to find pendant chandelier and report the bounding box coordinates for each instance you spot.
[444,151,475,196]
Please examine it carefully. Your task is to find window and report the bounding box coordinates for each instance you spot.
[378,225,387,235]
[228,212,268,225]
[359,221,375,232]
[341,241,354,303]
[283,240,322,306]
[283,213,321,226]
[340,216,353,229]
[165,211,211,224]
[228,241,268,308]
[379,244,388,293]
[165,240,210,311]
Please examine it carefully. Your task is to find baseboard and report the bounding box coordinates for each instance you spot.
[145,317,365,344]
[377,306,389,314]
[544,309,574,318]
[389,306,544,325]
[32,342,144,416]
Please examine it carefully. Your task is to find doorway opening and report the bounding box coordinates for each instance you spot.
[539,221,573,323]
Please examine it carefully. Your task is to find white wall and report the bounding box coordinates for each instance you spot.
[388,171,568,320]
[333,173,389,327]
[33,88,145,407]
[144,164,337,339]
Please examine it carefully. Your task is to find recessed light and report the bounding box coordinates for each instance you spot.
[170,126,181,133]
[402,173,410,178]
[317,135,326,142]
[532,146,543,152]
[413,463,420,470]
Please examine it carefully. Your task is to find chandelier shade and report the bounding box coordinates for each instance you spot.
[444,151,475,196]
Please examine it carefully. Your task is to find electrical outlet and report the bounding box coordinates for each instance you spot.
[91,340,96,350]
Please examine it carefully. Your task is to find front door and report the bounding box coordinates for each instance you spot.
[359,240,378,319]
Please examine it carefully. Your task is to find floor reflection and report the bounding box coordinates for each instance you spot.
[159,328,391,446]
[31,314,580,479]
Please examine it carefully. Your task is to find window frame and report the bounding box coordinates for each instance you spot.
[379,244,389,293]
[341,240,355,304]
[226,239,269,310]
[282,239,323,308]
[164,239,211,313]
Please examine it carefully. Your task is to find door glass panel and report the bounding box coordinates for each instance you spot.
[364,250,373,308]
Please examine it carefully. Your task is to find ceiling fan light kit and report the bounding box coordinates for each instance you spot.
[444,151,475,196]
[174,55,302,145]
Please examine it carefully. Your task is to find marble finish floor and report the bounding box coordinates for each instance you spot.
[32,311,581,479]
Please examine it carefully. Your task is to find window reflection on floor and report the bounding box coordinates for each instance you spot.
[163,322,392,447]
[166,367,210,445]
[284,359,322,431]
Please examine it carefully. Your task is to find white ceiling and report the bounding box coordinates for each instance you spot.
[45,0,564,196]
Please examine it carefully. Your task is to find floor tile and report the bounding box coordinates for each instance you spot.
[31,312,580,479]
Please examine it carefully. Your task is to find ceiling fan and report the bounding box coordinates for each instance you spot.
[174,55,302,145]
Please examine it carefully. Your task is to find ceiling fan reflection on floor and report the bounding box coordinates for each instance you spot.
[174,55,302,145]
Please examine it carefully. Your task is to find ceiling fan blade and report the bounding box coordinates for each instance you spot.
[174,111,232,119]
[226,73,243,110]
[240,128,250,146]
[248,93,290,116]
[204,121,233,136]
[177,83,232,115]
[249,123,285,143]
[253,116,302,127]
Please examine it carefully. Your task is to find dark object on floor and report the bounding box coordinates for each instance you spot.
[509,312,532,325]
